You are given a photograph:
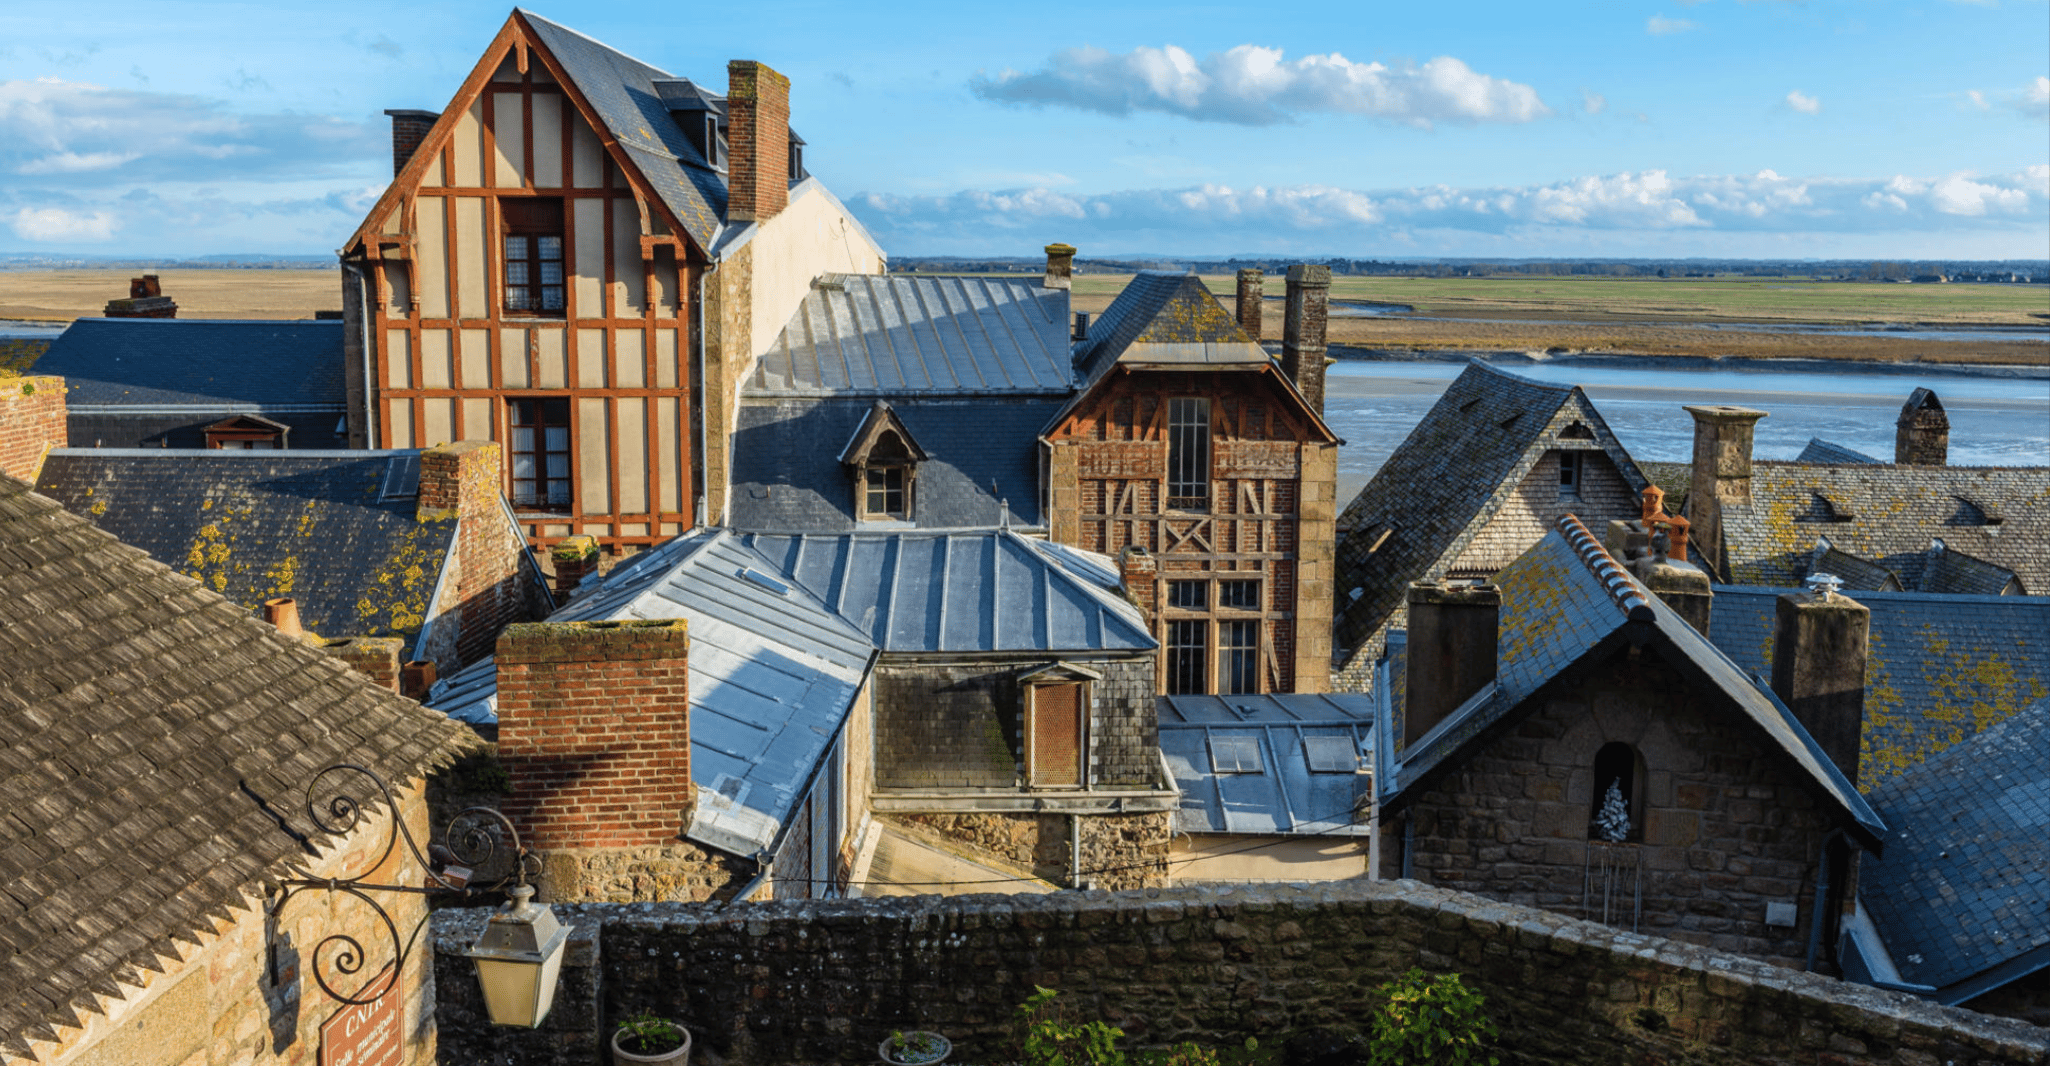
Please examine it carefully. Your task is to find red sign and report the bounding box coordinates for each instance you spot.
[320,966,403,1066]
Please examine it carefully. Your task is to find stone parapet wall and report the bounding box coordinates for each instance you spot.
[431,879,2048,1066]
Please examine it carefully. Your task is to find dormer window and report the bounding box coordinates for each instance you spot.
[203,414,289,450]
[841,401,928,524]
[1558,451,1584,500]
[788,131,807,182]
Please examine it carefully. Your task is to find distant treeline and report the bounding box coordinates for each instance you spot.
[0,255,337,271]
[893,256,2050,283]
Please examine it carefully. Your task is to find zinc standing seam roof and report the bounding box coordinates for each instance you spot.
[1158,695,1377,836]
[748,275,1075,396]
[428,529,873,858]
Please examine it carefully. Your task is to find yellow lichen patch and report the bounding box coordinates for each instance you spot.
[263,554,298,597]
[88,498,107,516]
[1863,624,2050,786]
[351,523,442,641]
[1494,552,1570,664]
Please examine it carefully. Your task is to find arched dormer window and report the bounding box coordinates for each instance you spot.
[1590,742,1646,844]
[841,401,928,523]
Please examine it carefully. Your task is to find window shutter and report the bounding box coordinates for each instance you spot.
[1029,683,1084,787]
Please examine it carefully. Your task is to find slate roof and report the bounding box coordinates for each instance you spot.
[34,450,456,659]
[0,474,472,1056]
[1796,438,1881,465]
[1377,516,1886,850]
[747,275,1074,396]
[1707,586,2050,786]
[34,318,345,411]
[429,529,872,857]
[1333,360,1650,683]
[1072,271,1268,385]
[1707,461,2050,594]
[728,398,1060,531]
[740,528,1156,654]
[1859,696,2050,1002]
[1158,694,1376,836]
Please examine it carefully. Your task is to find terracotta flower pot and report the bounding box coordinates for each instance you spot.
[612,1024,691,1066]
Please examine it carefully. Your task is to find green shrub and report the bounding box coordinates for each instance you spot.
[1361,970,1497,1066]
[1014,987,1127,1066]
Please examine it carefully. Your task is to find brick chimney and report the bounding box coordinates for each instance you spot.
[1770,575,1869,786]
[1044,243,1076,291]
[0,376,68,483]
[1683,405,1767,578]
[1118,545,1158,618]
[725,61,791,224]
[1894,388,1948,466]
[320,637,404,692]
[495,620,693,855]
[550,535,601,602]
[1235,268,1264,340]
[384,109,440,177]
[419,441,533,667]
[1403,581,1499,748]
[103,276,176,318]
[1282,265,1331,415]
[401,659,437,701]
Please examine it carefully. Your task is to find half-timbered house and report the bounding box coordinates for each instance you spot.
[340,10,883,559]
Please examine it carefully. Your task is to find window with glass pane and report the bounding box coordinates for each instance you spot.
[1217,579,1260,610]
[1558,451,1584,500]
[1166,580,1207,610]
[508,398,571,510]
[1167,397,1210,510]
[865,466,906,519]
[1220,620,1258,694]
[502,199,566,316]
[1166,619,1207,695]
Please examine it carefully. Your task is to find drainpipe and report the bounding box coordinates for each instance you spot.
[1806,828,1847,972]
[692,264,709,526]
[343,258,378,447]
[1070,813,1084,890]
[1400,815,1414,881]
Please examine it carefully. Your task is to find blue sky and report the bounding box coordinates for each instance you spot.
[1,0,2044,258]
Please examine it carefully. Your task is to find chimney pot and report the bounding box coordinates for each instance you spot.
[1770,585,1869,785]
[725,61,792,224]
[401,659,437,701]
[1402,581,1500,748]
[1235,268,1264,341]
[1044,243,1077,291]
[263,597,302,638]
[1282,265,1332,415]
[551,535,603,602]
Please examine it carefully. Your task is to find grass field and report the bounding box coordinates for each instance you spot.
[0,269,341,321]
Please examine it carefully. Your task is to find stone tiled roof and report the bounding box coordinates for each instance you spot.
[1380,518,1886,848]
[728,398,1061,531]
[34,319,345,410]
[34,450,458,660]
[1071,271,1266,385]
[0,474,473,1055]
[1860,695,2050,1000]
[1795,438,1881,465]
[1708,586,2050,786]
[1378,517,1885,848]
[1332,361,1649,681]
[1714,461,2050,594]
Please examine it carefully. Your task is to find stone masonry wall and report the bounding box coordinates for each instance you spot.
[1394,646,1841,963]
[1451,447,1640,574]
[881,810,1171,890]
[0,375,66,483]
[430,879,2049,1066]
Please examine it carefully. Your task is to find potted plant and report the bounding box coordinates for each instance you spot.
[879,1029,952,1065]
[613,1010,692,1066]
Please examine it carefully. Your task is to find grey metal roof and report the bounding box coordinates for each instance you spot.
[1072,271,1267,384]
[428,529,874,858]
[34,318,345,410]
[1159,694,1378,836]
[1708,585,2050,787]
[1795,438,1881,465]
[1860,695,2050,1002]
[1380,517,1886,850]
[740,528,1155,654]
[747,275,1075,396]
[728,398,1060,532]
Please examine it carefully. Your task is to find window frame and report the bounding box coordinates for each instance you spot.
[1166,396,1212,511]
[1024,680,1089,790]
[507,396,574,514]
[500,197,567,318]
[1558,450,1585,501]
[1218,618,1260,695]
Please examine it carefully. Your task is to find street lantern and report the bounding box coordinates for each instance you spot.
[463,883,571,1028]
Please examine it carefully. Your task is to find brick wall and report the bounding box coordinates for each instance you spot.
[873,655,1157,791]
[1391,645,1844,964]
[418,441,540,670]
[0,375,67,484]
[495,620,693,869]
[724,61,790,224]
[431,879,2050,1066]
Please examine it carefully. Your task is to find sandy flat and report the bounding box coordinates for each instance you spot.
[0,269,343,321]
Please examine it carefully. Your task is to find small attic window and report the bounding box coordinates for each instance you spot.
[1497,412,1522,430]
[841,403,929,523]
[1303,736,1357,774]
[1210,735,1263,774]
[1796,492,1856,523]
[1560,421,1596,440]
[1948,496,2001,526]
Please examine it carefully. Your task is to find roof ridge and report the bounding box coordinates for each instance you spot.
[1555,514,1654,620]
[516,8,675,79]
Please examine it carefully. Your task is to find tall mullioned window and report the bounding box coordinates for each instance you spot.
[1220,620,1259,694]
[1166,619,1206,695]
[1167,397,1210,510]
[502,198,566,315]
[508,398,571,510]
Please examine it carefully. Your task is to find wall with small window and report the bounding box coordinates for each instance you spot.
[1449,447,1639,574]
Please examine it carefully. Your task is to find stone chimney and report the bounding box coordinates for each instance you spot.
[320,637,404,692]
[1403,581,1500,748]
[103,276,177,318]
[1118,545,1158,618]
[1235,268,1264,340]
[1770,575,1869,786]
[496,620,693,865]
[725,61,792,224]
[383,109,439,177]
[262,597,302,638]
[0,376,68,482]
[419,441,533,667]
[1683,405,1767,578]
[1282,265,1331,415]
[1895,388,1948,466]
[1044,243,1077,291]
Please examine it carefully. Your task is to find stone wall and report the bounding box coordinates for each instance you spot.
[1392,645,1844,963]
[881,810,1171,889]
[430,879,2049,1066]
[1451,447,1639,574]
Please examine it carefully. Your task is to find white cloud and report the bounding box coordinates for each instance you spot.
[16,151,140,175]
[971,44,1548,127]
[1966,89,1989,110]
[11,206,118,242]
[1582,90,1607,115]
[1786,90,1821,114]
[2024,76,2050,117]
[1928,174,2030,215]
[1647,16,1697,34]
